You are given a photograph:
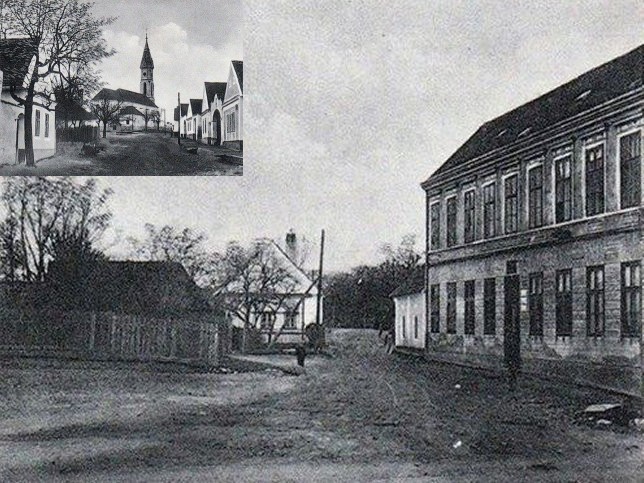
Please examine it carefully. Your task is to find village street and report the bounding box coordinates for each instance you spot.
[0,132,242,176]
[0,329,642,482]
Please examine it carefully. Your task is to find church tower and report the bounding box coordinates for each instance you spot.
[140,33,155,102]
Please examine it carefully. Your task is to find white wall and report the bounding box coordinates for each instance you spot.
[394,291,426,349]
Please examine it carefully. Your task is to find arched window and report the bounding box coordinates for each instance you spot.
[143,83,147,96]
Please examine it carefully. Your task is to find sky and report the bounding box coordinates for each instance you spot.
[90,0,243,121]
[94,0,643,273]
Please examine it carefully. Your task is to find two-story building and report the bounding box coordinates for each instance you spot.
[421,44,643,394]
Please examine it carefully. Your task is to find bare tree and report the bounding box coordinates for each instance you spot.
[150,111,161,131]
[0,177,112,282]
[213,240,300,352]
[92,97,122,138]
[2,0,115,166]
[127,224,217,287]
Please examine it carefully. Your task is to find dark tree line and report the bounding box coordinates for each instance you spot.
[323,234,421,330]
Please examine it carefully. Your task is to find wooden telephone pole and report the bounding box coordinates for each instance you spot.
[177,93,181,145]
[315,229,325,326]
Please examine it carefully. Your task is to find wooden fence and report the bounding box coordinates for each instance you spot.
[0,309,230,366]
[56,125,99,143]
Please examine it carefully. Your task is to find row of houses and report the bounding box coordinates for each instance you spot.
[392,44,644,394]
[174,60,243,150]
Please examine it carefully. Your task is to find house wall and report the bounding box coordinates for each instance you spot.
[31,105,56,161]
[0,98,55,164]
[0,100,21,164]
[423,102,644,393]
[394,292,426,349]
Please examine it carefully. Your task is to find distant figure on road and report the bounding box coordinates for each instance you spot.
[295,345,307,367]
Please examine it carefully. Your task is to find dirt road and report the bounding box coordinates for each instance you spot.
[1,330,642,482]
[0,133,242,176]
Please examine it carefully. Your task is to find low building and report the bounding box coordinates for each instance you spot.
[200,81,227,145]
[421,44,643,394]
[222,60,243,150]
[186,98,202,141]
[0,38,56,164]
[92,88,158,132]
[391,265,426,350]
[173,103,188,137]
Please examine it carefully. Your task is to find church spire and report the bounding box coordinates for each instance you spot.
[140,34,154,69]
[140,33,155,101]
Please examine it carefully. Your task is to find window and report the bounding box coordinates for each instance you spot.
[413,316,419,339]
[430,203,441,250]
[555,156,572,222]
[504,175,518,234]
[483,183,496,238]
[585,144,605,216]
[529,273,543,336]
[620,132,641,208]
[401,315,406,338]
[556,269,573,336]
[430,284,440,333]
[528,165,543,228]
[464,280,475,335]
[35,109,41,137]
[446,197,457,247]
[463,190,475,243]
[227,111,237,133]
[587,266,604,336]
[284,309,298,329]
[621,261,641,337]
[446,283,456,334]
[483,278,496,335]
[44,113,50,138]
[260,311,275,330]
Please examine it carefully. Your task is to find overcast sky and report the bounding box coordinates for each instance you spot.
[91,0,243,120]
[97,0,643,272]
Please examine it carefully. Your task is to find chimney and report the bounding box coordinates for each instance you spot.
[285,229,297,262]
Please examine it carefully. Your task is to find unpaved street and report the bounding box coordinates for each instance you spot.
[1,330,642,482]
[0,133,242,176]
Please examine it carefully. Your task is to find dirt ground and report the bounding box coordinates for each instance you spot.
[0,132,242,176]
[0,329,642,482]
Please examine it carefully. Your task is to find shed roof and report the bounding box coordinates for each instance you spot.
[204,82,227,110]
[92,88,157,108]
[424,44,644,186]
[174,103,189,121]
[232,60,243,93]
[189,98,202,116]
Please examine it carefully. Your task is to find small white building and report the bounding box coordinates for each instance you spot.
[222,60,243,150]
[173,103,188,137]
[391,266,426,350]
[0,38,56,164]
[200,82,226,145]
[185,99,202,141]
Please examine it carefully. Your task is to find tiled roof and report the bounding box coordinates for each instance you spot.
[174,103,189,121]
[203,82,227,110]
[92,88,157,108]
[232,60,243,93]
[424,44,644,185]
[56,100,97,122]
[140,36,154,69]
[0,38,38,88]
[189,98,202,116]
[120,105,143,117]
[390,265,425,298]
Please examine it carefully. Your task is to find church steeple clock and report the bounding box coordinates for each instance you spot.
[140,33,155,102]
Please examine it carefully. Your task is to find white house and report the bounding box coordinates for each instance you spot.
[226,233,323,349]
[173,103,188,137]
[222,60,243,150]
[185,98,202,141]
[0,38,56,165]
[200,82,226,145]
[391,265,426,350]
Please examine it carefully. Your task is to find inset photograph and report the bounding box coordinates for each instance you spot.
[0,0,242,175]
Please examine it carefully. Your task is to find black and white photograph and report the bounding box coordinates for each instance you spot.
[0,0,243,175]
[1,0,644,481]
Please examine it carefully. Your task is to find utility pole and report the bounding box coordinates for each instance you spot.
[315,229,325,326]
[177,92,181,145]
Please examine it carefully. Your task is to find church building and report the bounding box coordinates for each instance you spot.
[92,34,160,132]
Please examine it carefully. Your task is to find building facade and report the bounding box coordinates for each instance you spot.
[200,82,226,146]
[0,38,56,164]
[421,45,643,394]
[222,60,243,150]
[391,265,426,350]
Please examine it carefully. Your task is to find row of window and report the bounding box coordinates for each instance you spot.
[429,261,641,338]
[34,109,51,139]
[431,130,642,250]
[259,309,300,330]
